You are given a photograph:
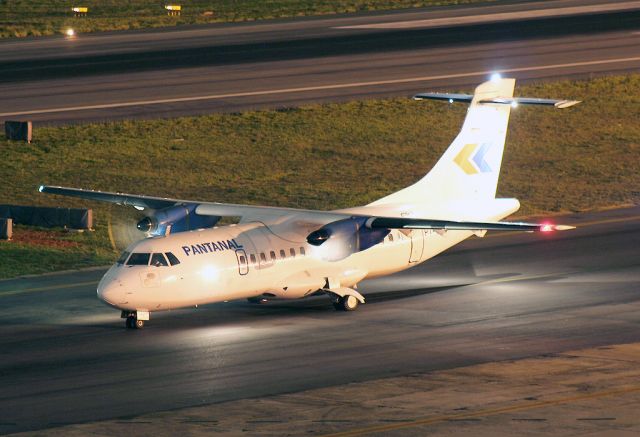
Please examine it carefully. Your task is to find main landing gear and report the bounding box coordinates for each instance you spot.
[333,294,360,311]
[327,287,365,312]
[122,310,149,329]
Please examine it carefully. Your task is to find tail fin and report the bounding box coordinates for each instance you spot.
[370,77,579,207]
[372,78,516,206]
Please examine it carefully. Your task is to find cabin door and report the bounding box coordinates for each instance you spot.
[235,249,249,275]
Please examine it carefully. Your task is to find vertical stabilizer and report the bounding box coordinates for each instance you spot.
[371,78,515,206]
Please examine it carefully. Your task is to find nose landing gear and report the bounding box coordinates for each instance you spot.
[121,310,149,329]
[125,316,144,329]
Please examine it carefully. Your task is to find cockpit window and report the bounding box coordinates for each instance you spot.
[165,252,181,266]
[151,253,169,267]
[116,251,131,265]
[126,252,150,266]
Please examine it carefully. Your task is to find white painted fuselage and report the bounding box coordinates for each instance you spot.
[97,201,516,312]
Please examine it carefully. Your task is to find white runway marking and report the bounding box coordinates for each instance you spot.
[2,56,640,117]
[334,2,640,30]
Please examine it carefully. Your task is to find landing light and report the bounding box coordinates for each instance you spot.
[200,265,219,281]
[449,98,454,104]
[490,72,502,82]
[65,28,76,37]
[511,101,518,108]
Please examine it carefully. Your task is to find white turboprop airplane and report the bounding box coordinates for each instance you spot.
[41,76,578,329]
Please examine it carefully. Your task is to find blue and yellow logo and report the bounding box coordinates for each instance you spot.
[454,143,492,175]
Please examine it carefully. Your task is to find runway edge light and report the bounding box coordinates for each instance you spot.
[71,7,88,18]
[165,5,182,16]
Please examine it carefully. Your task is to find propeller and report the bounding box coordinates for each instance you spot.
[106,204,222,253]
[107,205,151,252]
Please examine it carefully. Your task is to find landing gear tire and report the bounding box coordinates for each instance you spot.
[125,315,144,329]
[334,295,359,312]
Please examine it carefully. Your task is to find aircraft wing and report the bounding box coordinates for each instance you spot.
[40,185,574,232]
[40,185,183,210]
[364,216,574,232]
[38,185,344,222]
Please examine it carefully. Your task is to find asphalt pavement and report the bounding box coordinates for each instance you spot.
[1,0,639,124]
[1,205,639,434]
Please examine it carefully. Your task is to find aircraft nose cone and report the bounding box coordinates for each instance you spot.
[97,278,126,307]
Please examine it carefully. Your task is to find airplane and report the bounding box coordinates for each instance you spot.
[40,75,579,329]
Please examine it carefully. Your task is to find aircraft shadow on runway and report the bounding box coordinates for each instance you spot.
[106,273,520,331]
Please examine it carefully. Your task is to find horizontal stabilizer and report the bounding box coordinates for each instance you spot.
[412,93,474,103]
[414,93,580,109]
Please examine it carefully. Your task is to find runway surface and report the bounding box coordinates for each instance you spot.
[1,0,639,124]
[1,206,639,434]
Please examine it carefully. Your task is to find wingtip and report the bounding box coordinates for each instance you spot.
[540,223,576,232]
[554,100,581,109]
[554,225,576,231]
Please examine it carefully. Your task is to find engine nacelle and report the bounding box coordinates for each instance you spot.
[306,217,389,261]
[137,204,220,236]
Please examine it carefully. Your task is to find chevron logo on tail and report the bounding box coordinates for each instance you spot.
[454,143,492,175]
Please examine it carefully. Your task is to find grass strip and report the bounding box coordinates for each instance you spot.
[1,0,490,38]
[0,74,638,278]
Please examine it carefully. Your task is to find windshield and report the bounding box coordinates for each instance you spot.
[126,252,150,266]
[165,252,181,266]
[123,252,180,266]
[151,253,168,267]
[116,251,130,265]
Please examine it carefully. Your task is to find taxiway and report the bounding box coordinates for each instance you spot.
[1,206,638,433]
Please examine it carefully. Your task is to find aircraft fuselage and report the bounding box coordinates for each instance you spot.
[97,220,475,313]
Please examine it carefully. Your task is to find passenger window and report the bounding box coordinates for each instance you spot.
[165,252,181,266]
[260,253,267,262]
[388,234,394,242]
[290,248,296,258]
[299,247,305,256]
[280,249,286,259]
[116,251,131,265]
[151,253,169,267]
[126,252,150,266]
[250,254,257,264]
[239,255,246,264]
[270,251,276,261]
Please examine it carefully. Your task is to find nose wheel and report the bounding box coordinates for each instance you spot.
[122,311,147,329]
[125,317,144,329]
